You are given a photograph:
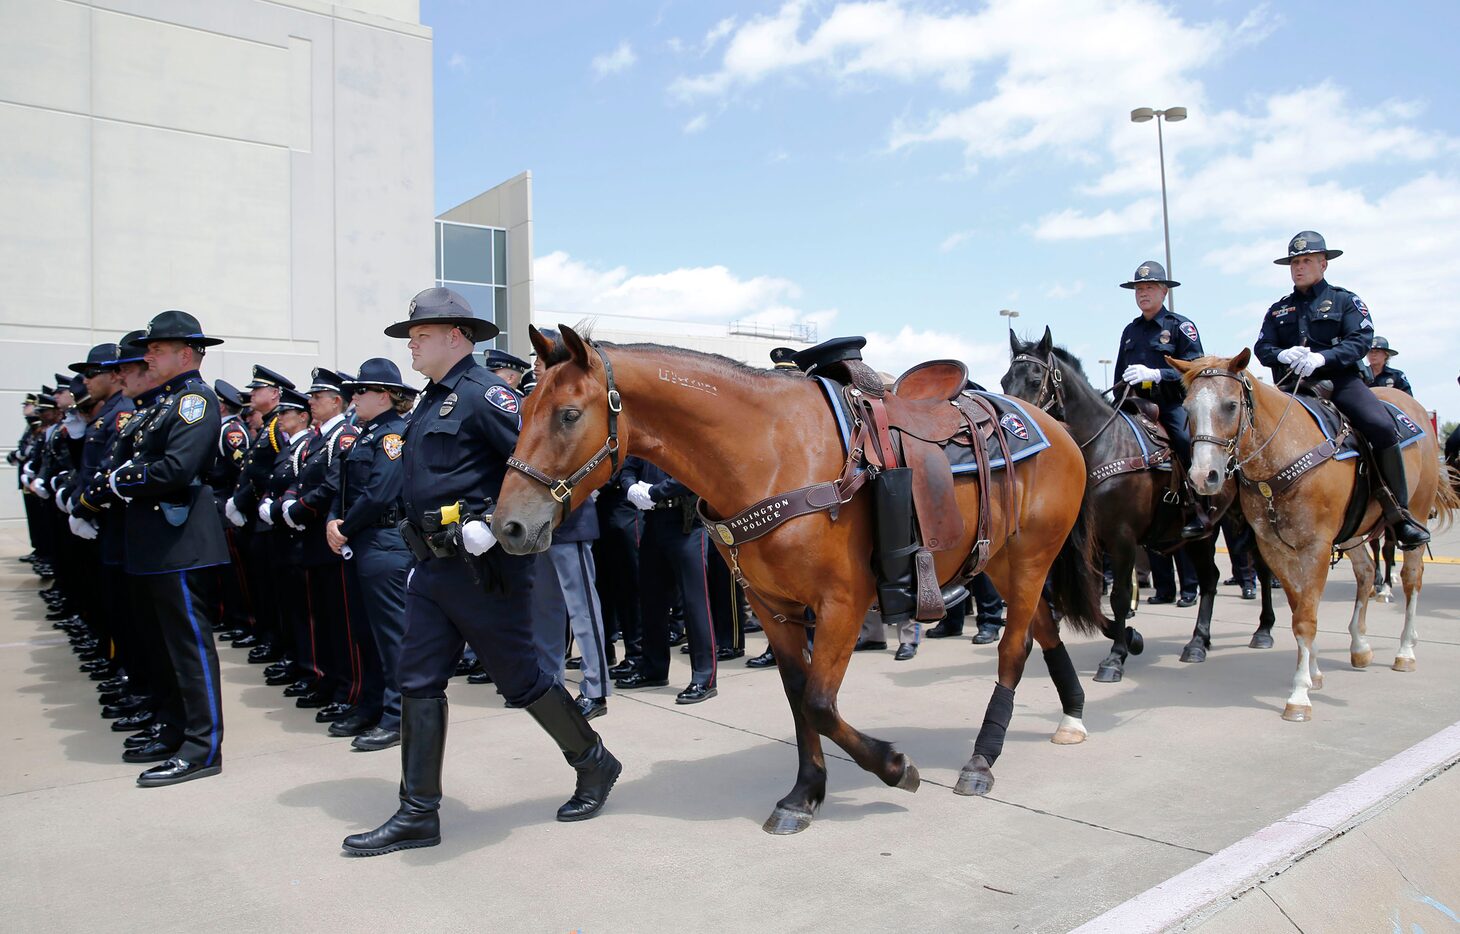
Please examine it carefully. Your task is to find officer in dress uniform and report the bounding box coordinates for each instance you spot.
[341,287,620,856]
[482,348,531,391]
[210,379,255,640]
[107,310,230,786]
[1363,336,1413,395]
[258,388,319,701]
[1255,231,1429,547]
[1113,260,1207,539]
[328,358,419,750]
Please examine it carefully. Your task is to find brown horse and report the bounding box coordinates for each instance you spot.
[493,326,1107,834]
[1175,350,1457,721]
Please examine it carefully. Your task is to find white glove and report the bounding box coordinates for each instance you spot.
[225,499,246,528]
[64,412,87,439]
[281,500,305,531]
[69,515,99,540]
[461,520,497,556]
[258,498,274,526]
[627,481,655,510]
[1293,351,1325,378]
[58,494,73,516]
[1122,364,1161,385]
[107,459,134,502]
[30,478,48,498]
[20,466,34,484]
[1276,346,1306,365]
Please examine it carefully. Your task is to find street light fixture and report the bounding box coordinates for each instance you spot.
[999,308,1020,323]
[1130,106,1187,310]
[1098,358,1113,387]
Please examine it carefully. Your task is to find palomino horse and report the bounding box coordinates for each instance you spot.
[1176,350,1457,721]
[1002,329,1277,681]
[493,326,1108,834]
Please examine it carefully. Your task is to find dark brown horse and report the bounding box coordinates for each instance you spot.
[493,326,1107,834]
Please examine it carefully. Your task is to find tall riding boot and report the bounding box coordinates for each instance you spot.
[1375,445,1430,548]
[342,695,446,856]
[1180,493,1212,540]
[526,683,622,822]
[872,467,920,626]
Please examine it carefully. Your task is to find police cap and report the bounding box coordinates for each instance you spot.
[68,343,120,374]
[791,336,867,375]
[1275,230,1342,265]
[134,309,224,347]
[1370,335,1397,357]
[385,287,499,342]
[769,346,799,369]
[214,379,247,409]
[1120,260,1180,289]
[482,349,531,373]
[113,331,148,366]
[308,367,348,394]
[275,387,310,412]
[246,365,295,390]
[343,357,419,394]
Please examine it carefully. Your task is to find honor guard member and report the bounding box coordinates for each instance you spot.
[482,348,531,391]
[1364,336,1413,395]
[260,388,321,699]
[1113,260,1207,539]
[342,287,621,857]
[108,310,230,786]
[210,379,255,640]
[1255,231,1429,546]
[329,359,419,750]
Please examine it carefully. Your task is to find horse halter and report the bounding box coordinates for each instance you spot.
[1010,351,1065,417]
[1188,367,1254,465]
[505,339,622,520]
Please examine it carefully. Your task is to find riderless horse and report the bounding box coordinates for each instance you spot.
[494,326,1108,834]
[1002,328,1277,681]
[1176,350,1457,720]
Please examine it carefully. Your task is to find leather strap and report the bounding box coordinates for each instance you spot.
[1089,451,1170,485]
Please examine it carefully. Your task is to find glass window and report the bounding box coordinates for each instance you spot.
[441,223,493,284]
[435,223,443,279]
[493,229,507,286]
[496,286,508,327]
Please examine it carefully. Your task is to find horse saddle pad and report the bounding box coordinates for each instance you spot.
[1292,396,1427,461]
[1118,412,1173,472]
[814,377,1051,474]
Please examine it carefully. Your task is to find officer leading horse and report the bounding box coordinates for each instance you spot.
[495,326,1108,834]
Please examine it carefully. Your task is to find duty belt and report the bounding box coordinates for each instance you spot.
[397,519,458,561]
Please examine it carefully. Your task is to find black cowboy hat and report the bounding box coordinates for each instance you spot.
[1275,230,1342,265]
[68,343,120,374]
[246,365,295,390]
[791,336,867,375]
[1370,335,1397,357]
[482,348,531,372]
[769,346,799,369]
[134,309,224,347]
[343,357,419,394]
[384,287,498,342]
[307,367,349,394]
[1120,260,1180,289]
[113,331,148,366]
[214,379,247,409]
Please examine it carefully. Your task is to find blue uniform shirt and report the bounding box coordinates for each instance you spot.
[1254,279,1373,383]
[401,352,522,523]
[1365,365,1412,395]
[1112,308,1204,404]
[335,409,408,538]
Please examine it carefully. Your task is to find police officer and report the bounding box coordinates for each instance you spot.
[1255,231,1429,547]
[341,287,620,856]
[482,348,531,391]
[259,387,319,700]
[210,379,255,640]
[1364,336,1413,395]
[108,310,230,786]
[1113,260,1207,539]
[329,359,418,750]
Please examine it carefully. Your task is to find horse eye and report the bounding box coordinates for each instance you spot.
[1225,401,1239,413]
[561,408,581,424]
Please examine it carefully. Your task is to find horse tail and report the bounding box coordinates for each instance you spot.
[1431,463,1460,533]
[1046,491,1108,637]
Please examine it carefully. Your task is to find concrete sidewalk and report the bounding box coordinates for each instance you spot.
[3,524,1460,932]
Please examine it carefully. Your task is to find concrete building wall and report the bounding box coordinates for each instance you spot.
[0,0,434,522]
[438,172,534,356]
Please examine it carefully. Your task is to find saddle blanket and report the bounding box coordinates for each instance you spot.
[815,377,1051,474]
[1293,396,1426,461]
[1118,412,1173,472]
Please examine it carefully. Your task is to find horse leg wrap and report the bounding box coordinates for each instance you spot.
[1042,644,1084,719]
[972,683,1016,767]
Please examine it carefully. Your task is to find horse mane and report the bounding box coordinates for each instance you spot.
[1047,345,1090,378]
[538,321,782,383]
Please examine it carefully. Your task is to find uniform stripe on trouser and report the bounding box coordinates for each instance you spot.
[304,568,323,679]
[179,571,221,767]
[340,563,362,704]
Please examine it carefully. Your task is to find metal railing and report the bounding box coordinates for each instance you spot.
[727,320,817,343]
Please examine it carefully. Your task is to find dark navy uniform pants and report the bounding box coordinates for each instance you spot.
[1330,373,1400,450]
[398,553,552,707]
[1158,401,1192,468]
[349,527,411,731]
[637,515,716,686]
[133,568,224,766]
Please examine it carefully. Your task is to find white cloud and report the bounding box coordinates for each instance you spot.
[1033,201,1158,240]
[939,229,976,253]
[592,41,637,78]
[447,52,469,75]
[1044,280,1085,300]
[683,113,709,134]
[865,326,1008,387]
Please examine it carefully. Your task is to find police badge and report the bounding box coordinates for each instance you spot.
[439,392,457,416]
[177,393,207,424]
[1138,265,1151,278]
[1293,236,1307,252]
[1159,330,1171,345]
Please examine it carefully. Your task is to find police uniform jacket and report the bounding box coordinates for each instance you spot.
[1112,308,1204,405]
[230,407,282,522]
[109,371,229,574]
[1365,366,1413,395]
[73,392,135,508]
[265,426,311,558]
[333,409,407,540]
[620,456,696,515]
[289,413,359,565]
[1255,279,1374,383]
[554,500,600,543]
[79,387,163,566]
[207,412,250,514]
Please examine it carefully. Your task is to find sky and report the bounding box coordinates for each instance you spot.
[426,0,1460,421]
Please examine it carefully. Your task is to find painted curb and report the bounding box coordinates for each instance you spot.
[1071,719,1460,933]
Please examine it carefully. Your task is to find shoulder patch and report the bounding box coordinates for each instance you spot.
[485,385,520,414]
[339,433,357,451]
[1353,296,1370,317]
[382,433,404,460]
[1179,321,1200,344]
[178,394,207,424]
[999,413,1030,441]
[225,426,247,447]
[116,411,132,430]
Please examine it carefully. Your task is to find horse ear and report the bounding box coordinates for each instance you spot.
[528,326,554,362]
[1008,329,1022,354]
[558,325,592,369]
[1166,356,1192,374]
[1036,326,1053,354]
[1230,348,1252,372]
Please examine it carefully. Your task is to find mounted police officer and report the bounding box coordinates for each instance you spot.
[342,287,620,857]
[1113,260,1207,539]
[109,310,230,786]
[1254,231,1429,547]
[1363,336,1413,395]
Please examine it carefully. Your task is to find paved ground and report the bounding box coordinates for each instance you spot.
[3,523,1460,933]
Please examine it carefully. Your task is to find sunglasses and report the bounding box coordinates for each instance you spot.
[351,386,388,396]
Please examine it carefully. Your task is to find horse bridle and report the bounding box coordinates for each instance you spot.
[1188,366,1301,473]
[505,339,623,520]
[1010,350,1127,449]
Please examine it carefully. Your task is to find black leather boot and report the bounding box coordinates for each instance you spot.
[1375,445,1430,548]
[872,467,920,626]
[526,683,622,822]
[341,695,446,856]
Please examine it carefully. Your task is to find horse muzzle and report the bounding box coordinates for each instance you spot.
[492,507,554,555]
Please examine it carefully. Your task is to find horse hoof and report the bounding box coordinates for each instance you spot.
[1093,664,1123,683]
[1351,649,1372,669]
[1051,727,1086,745]
[954,755,994,797]
[762,806,814,835]
[1179,645,1207,664]
[1127,629,1145,656]
[1249,631,1274,650]
[1281,704,1312,722]
[895,755,921,793]
[1310,673,1324,691]
[1393,657,1416,672]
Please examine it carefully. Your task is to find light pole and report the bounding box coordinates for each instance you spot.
[1130,106,1186,310]
[999,308,1020,329]
[1099,358,1113,387]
